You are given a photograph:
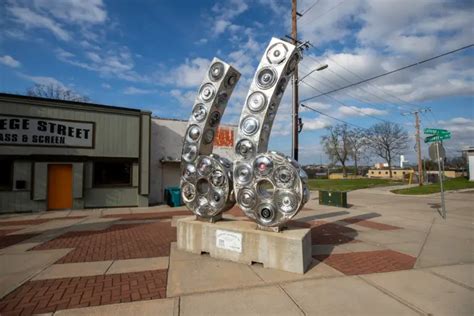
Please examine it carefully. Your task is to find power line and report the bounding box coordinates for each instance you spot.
[301,43,474,103]
[299,0,346,26]
[298,0,320,17]
[299,78,394,124]
[300,103,366,129]
[325,55,418,109]
[302,55,417,112]
[299,59,410,116]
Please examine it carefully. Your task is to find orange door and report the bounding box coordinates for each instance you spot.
[47,164,73,210]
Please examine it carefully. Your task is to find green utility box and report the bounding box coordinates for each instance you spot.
[164,187,183,207]
[319,190,348,208]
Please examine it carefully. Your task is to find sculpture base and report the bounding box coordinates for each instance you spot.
[176,217,312,274]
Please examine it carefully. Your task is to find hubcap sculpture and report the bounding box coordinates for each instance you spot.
[181,38,309,230]
[180,58,240,222]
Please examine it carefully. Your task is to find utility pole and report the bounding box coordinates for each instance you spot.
[402,108,430,186]
[291,0,299,161]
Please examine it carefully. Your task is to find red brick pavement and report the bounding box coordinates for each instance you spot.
[314,250,416,275]
[103,210,192,221]
[0,229,20,237]
[0,216,86,227]
[32,222,176,263]
[341,216,401,231]
[0,269,167,315]
[0,233,39,249]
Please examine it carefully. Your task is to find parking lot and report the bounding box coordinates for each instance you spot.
[0,186,472,315]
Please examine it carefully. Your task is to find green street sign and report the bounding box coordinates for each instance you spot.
[424,134,451,143]
[424,128,449,135]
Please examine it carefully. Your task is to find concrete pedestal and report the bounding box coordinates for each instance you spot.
[177,217,312,274]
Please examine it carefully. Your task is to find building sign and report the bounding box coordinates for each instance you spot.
[0,115,94,148]
[214,127,234,147]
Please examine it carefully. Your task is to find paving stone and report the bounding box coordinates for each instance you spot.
[314,250,416,275]
[311,244,349,255]
[166,244,263,297]
[180,285,303,316]
[33,222,176,263]
[106,257,169,274]
[386,242,423,257]
[33,261,113,280]
[282,276,418,315]
[0,270,167,315]
[428,264,474,288]
[54,297,178,315]
[250,258,343,283]
[0,249,71,299]
[362,269,473,315]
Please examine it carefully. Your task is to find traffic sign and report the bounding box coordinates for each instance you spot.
[424,128,448,135]
[424,134,451,143]
[429,143,445,161]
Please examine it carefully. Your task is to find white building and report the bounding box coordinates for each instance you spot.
[149,117,237,204]
[463,146,474,181]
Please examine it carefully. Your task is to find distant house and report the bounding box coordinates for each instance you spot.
[367,169,414,180]
[462,146,474,181]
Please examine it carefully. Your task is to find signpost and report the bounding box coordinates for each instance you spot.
[424,128,450,219]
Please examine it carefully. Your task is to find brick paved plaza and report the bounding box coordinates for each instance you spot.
[0,187,472,315]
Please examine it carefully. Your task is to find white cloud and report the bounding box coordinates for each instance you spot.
[162,57,211,88]
[101,83,111,89]
[18,73,67,89]
[0,55,21,68]
[124,86,157,95]
[7,6,70,41]
[339,105,388,117]
[437,116,474,150]
[170,89,196,107]
[33,0,107,24]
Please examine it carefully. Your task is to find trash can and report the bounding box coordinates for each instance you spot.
[164,187,183,207]
[319,190,348,208]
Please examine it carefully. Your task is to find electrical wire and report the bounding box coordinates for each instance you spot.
[298,0,320,18]
[300,103,366,129]
[299,0,347,27]
[299,78,394,124]
[300,44,474,103]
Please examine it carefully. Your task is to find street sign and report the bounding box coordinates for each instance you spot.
[429,143,445,161]
[424,134,451,143]
[424,128,448,135]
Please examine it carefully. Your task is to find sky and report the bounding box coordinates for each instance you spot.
[0,0,473,165]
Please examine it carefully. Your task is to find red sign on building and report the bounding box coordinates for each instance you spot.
[214,127,234,147]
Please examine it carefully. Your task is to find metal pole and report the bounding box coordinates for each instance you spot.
[415,112,423,185]
[291,0,299,161]
[436,141,446,219]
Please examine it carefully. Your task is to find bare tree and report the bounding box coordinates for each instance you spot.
[26,83,90,102]
[347,128,369,175]
[321,124,351,177]
[367,122,409,178]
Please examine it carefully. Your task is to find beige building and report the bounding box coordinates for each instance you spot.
[367,169,414,179]
[0,93,150,213]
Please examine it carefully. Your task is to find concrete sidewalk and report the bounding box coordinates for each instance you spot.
[0,188,472,315]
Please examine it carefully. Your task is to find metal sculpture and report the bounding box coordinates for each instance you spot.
[180,58,241,222]
[180,38,309,231]
[233,37,309,231]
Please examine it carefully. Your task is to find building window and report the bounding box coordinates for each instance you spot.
[0,160,13,191]
[394,171,397,175]
[93,162,132,187]
[378,171,381,175]
[385,171,388,174]
[403,171,406,175]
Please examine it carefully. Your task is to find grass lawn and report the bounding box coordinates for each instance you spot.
[307,178,403,192]
[391,177,474,195]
